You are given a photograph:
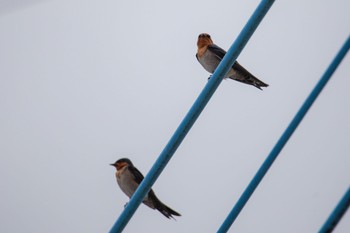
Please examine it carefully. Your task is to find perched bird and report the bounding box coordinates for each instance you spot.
[196,33,268,90]
[110,158,181,219]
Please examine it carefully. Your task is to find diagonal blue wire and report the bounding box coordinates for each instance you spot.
[319,186,350,233]
[217,35,350,233]
[109,0,275,232]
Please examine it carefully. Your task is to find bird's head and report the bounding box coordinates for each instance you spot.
[110,158,133,170]
[197,33,213,48]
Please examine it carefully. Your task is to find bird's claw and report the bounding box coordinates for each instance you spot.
[124,202,128,208]
[207,75,212,80]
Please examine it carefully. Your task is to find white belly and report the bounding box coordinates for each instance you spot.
[198,50,235,79]
[198,50,221,74]
[116,167,138,198]
[116,167,152,207]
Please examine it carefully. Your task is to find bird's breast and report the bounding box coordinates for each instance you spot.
[197,49,221,74]
[116,167,139,199]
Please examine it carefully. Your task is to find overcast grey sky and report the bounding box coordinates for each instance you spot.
[1,0,349,232]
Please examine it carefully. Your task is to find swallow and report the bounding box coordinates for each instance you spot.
[196,33,268,90]
[110,158,181,219]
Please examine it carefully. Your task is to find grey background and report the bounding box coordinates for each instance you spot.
[1,0,349,232]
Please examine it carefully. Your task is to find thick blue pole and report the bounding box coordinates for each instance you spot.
[109,0,275,232]
[217,35,350,233]
[319,186,350,233]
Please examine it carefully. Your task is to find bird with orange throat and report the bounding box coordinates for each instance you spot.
[196,33,268,90]
[110,158,181,219]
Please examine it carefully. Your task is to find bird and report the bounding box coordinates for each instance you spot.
[196,33,268,90]
[110,158,181,219]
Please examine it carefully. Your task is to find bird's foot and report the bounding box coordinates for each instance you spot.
[124,202,128,208]
[207,75,212,80]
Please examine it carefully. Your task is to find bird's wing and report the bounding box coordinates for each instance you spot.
[209,44,268,89]
[232,61,254,77]
[128,166,144,184]
[232,61,269,89]
[207,44,227,60]
[128,165,158,199]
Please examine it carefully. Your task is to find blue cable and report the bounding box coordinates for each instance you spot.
[109,0,275,232]
[217,35,350,233]
[319,186,350,233]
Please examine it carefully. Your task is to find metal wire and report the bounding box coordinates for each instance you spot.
[109,0,275,232]
[319,186,350,233]
[217,35,350,233]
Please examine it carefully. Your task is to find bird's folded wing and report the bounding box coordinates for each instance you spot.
[207,44,227,60]
[128,166,144,184]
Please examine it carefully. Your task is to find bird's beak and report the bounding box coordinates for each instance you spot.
[110,163,115,166]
